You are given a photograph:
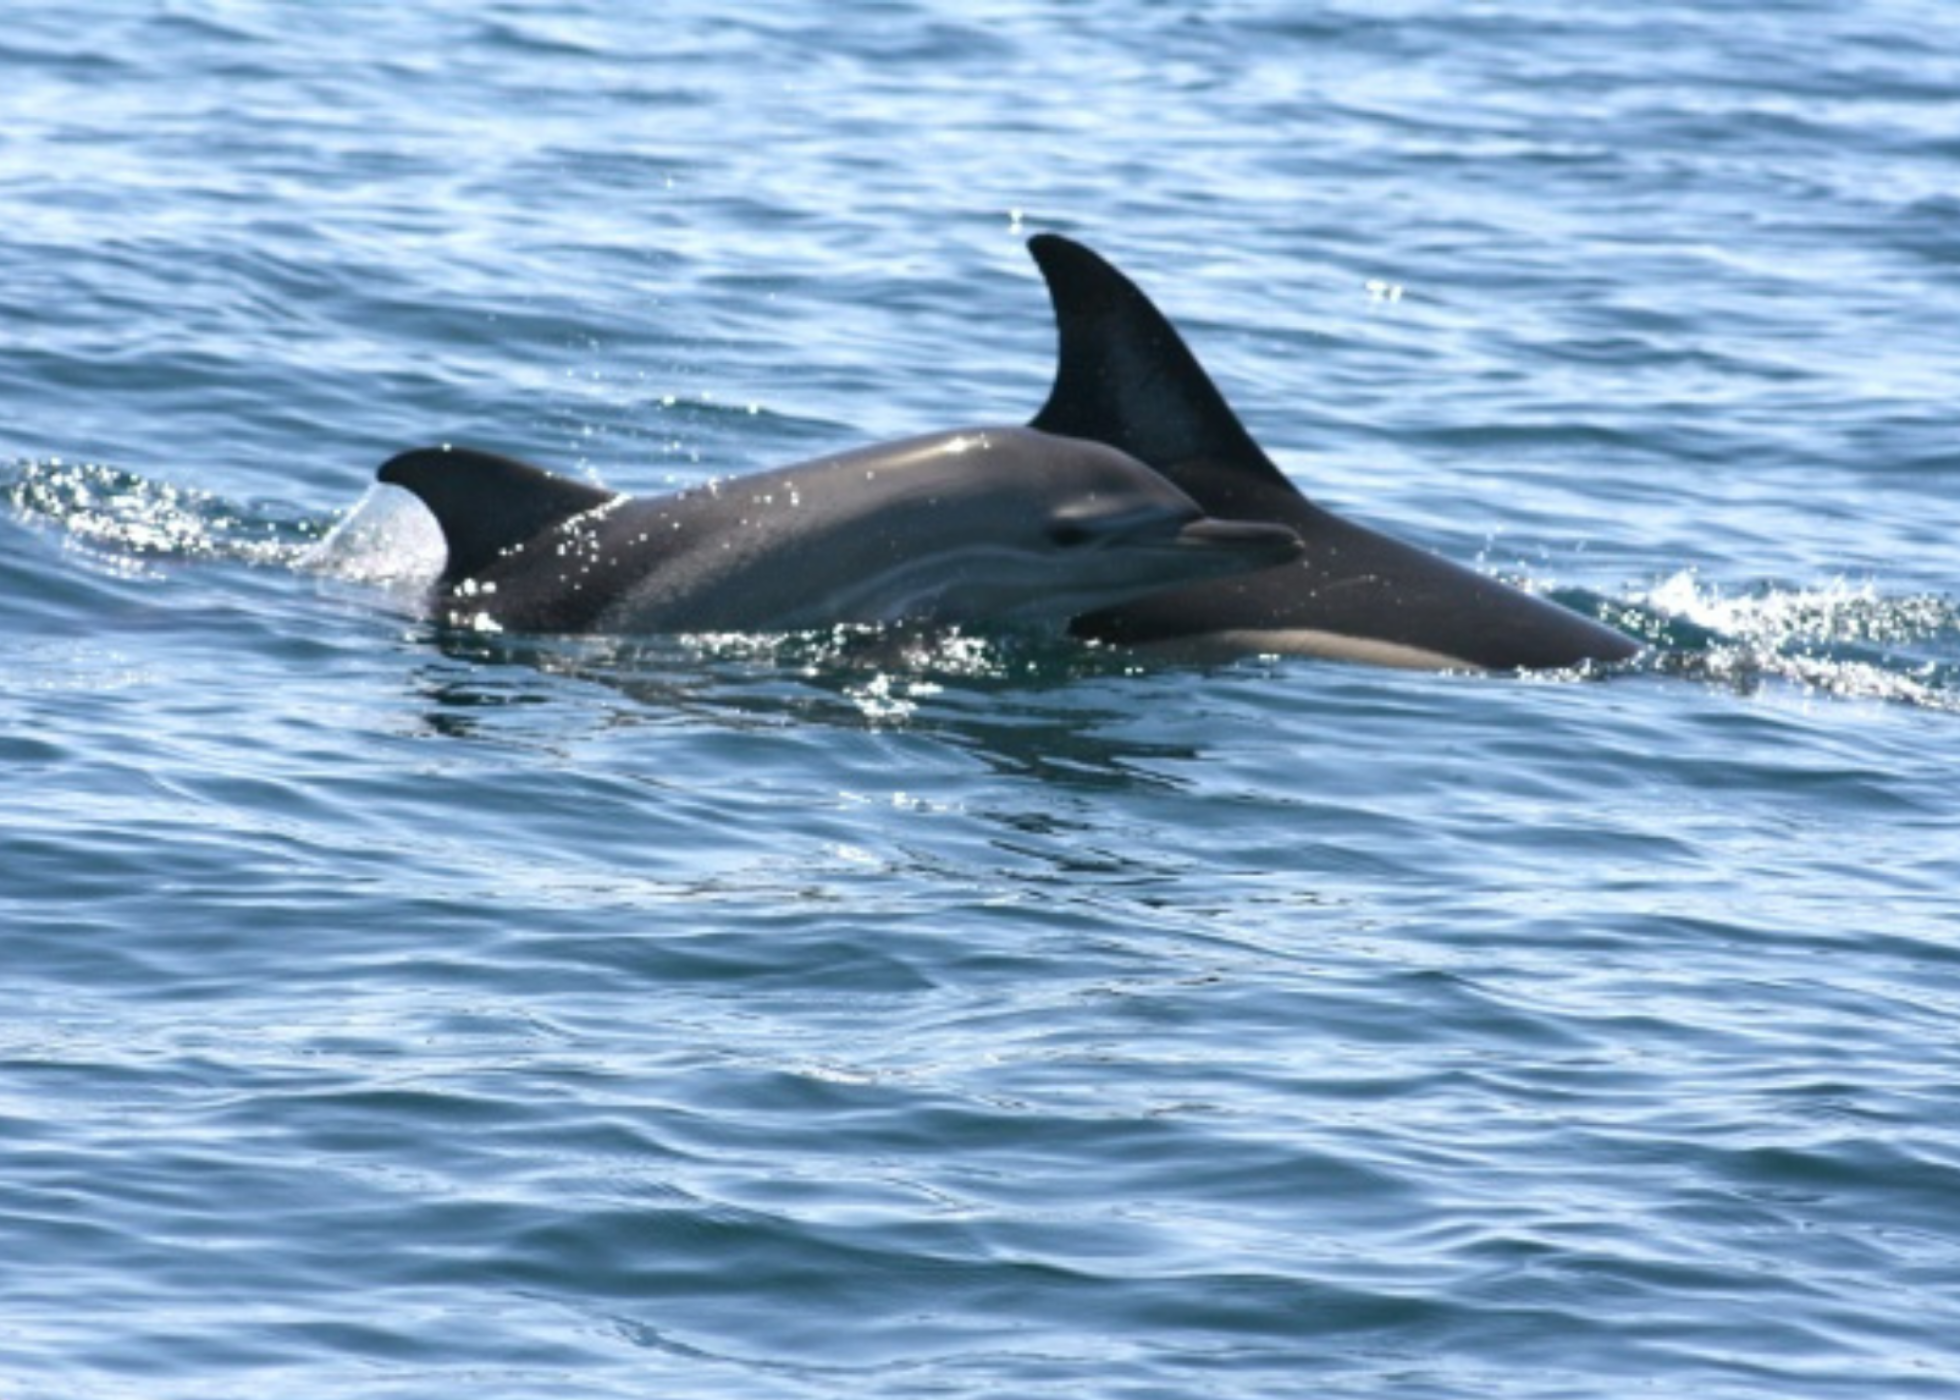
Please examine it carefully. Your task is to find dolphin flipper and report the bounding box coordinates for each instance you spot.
[379,446,616,585]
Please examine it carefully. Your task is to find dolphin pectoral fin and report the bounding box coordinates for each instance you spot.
[1050,506,1299,564]
[377,445,616,584]
[1172,517,1303,563]
[1027,233,1300,516]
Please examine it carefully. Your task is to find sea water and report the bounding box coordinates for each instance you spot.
[4,4,1958,1396]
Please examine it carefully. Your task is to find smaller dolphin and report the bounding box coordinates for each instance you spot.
[1026,235,1640,670]
[377,427,1301,636]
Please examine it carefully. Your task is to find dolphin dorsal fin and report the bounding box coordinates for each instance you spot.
[1026,234,1303,513]
[377,445,616,583]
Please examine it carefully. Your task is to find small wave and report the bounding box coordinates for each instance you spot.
[1628,570,1960,713]
[4,457,325,571]
[4,456,451,612]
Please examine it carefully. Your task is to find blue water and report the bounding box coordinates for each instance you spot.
[6,3,1960,1396]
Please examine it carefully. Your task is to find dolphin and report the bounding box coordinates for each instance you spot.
[376,426,1302,636]
[1025,234,1641,670]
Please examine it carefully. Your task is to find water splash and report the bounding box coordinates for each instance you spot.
[5,456,449,601]
[297,484,446,589]
[4,457,324,571]
[1632,570,1960,713]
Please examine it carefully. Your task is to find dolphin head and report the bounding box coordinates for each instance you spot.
[873,426,1302,627]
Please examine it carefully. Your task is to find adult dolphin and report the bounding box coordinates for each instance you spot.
[376,426,1301,635]
[1026,234,1640,670]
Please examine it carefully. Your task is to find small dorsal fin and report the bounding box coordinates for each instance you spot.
[377,445,616,583]
[1026,234,1303,513]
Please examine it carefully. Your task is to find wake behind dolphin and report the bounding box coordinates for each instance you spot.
[378,427,1300,636]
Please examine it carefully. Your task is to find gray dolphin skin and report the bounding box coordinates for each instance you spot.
[1026,234,1641,671]
[377,426,1302,636]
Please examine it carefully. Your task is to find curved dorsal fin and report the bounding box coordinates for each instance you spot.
[377,445,615,583]
[1026,234,1303,513]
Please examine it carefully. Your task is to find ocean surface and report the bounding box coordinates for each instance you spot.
[5,3,1959,1396]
